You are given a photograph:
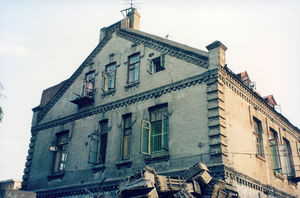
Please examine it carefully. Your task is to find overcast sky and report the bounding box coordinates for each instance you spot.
[0,0,299,181]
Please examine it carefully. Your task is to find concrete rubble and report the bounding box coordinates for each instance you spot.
[115,162,236,198]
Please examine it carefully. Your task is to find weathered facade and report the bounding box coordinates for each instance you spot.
[22,9,300,197]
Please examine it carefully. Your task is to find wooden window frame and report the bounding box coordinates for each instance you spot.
[128,53,140,83]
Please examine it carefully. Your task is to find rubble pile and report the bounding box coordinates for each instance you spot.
[116,162,234,198]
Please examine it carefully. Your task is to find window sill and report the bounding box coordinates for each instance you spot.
[124,81,139,91]
[101,89,115,98]
[255,154,266,162]
[116,159,132,169]
[274,171,285,180]
[144,151,169,164]
[92,164,105,172]
[47,171,65,181]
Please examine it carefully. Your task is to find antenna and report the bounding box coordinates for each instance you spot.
[120,0,141,18]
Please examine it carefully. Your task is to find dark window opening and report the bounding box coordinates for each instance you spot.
[53,131,69,173]
[122,114,132,160]
[88,120,108,164]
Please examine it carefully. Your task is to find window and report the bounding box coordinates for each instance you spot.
[253,117,264,157]
[53,131,69,173]
[128,53,140,83]
[148,55,165,73]
[141,104,168,155]
[103,63,116,91]
[280,138,295,177]
[269,129,281,173]
[82,71,95,97]
[88,120,108,164]
[122,114,132,160]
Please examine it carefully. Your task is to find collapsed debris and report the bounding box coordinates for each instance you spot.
[116,162,234,198]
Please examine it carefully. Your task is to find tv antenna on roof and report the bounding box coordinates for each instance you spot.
[120,0,141,18]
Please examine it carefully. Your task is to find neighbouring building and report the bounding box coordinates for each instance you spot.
[0,179,36,198]
[22,8,300,198]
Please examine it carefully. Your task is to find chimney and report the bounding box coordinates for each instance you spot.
[206,41,227,69]
[121,8,140,30]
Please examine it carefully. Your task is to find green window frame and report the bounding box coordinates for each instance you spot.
[141,104,168,155]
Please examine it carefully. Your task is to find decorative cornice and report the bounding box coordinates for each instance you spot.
[36,34,113,123]
[219,66,300,138]
[31,69,218,133]
[36,180,119,198]
[117,29,209,68]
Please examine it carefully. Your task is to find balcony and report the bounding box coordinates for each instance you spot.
[70,90,94,106]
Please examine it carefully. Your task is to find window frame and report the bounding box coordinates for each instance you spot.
[253,117,264,158]
[128,53,140,83]
[141,104,168,155]
[83,71,95,97]
[121,113,132,160]
[52,131,69,173]
[281,138,295,177]
[269,129,281,173]
[105,62,117,90]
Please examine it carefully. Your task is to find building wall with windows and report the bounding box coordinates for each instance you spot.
[23,8,300,198]
[218,67,300,197]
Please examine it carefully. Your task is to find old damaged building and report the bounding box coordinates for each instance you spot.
[22,8,300,198]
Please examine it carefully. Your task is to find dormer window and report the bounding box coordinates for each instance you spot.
[128,53,140,83]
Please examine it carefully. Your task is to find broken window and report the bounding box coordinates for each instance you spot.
[128,53,140,83]
[269,129,281,173]
[102,63,116,91]
[148,55,165,74]
[253,117,264,157]
[82,71,95,97]
[122,114,132,160]
[280,138,295,177]
[52,131,69,173]
[141,104,168,155]
[88,120,108,164]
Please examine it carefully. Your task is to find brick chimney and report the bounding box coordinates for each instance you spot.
[206,41,227,69]
[100,8,140,42]
[121,8,140,30]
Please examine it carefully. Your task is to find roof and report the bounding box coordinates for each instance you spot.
[263,95,277,106]
[40,80,67,108]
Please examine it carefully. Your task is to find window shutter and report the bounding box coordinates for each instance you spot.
[162,115,168,151]
[147,59,153,74]
[270,144,281,171]
[279,144,290,175]
[160,54,165,69]
[102,71,108,92]
[82,79,87,96]
[88,134,100,164]
[141,120,151,155]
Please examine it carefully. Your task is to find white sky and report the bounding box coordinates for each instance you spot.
[0,0,299,181]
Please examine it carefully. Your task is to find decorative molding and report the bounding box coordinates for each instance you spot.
[218,66,300,139]
[101,89,116,98]
[22,133,37,190]
[117,30,209,68]
[31,69,218,133]
[36,180,120,198]
[36,34,113,123]
[225,166,295,198]
[124,81,139,91]
[206,79,228,165]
